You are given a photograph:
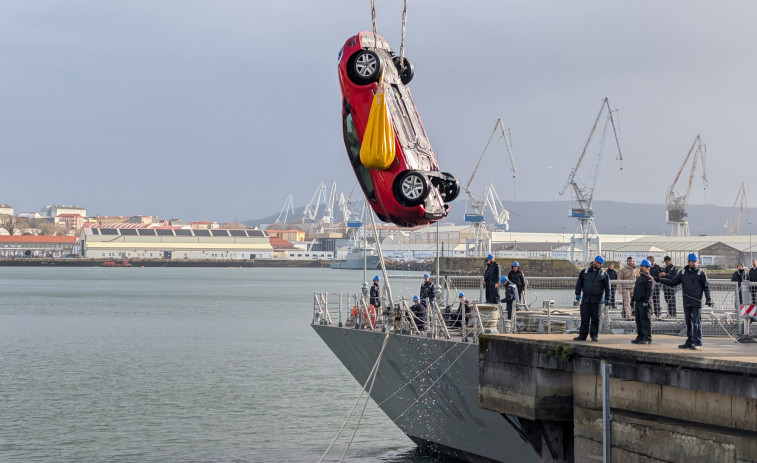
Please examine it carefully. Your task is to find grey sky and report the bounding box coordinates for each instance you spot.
[2,1,755,223]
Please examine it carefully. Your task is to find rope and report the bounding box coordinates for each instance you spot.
[399,0,407,69]
[317,331,391,463]
[370,0,377,43]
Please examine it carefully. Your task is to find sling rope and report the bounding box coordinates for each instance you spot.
[317,331,391,463]
[370,0,409,72]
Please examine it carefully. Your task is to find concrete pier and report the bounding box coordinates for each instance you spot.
[479,334,757,463]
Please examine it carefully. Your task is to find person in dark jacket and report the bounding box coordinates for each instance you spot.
[731,263,747,305]
[606,262,618,309]
[420,273,435,306]
[749,260,757,305]
[507,261,527,303]
[370,275,381,309]
[573,255,611,342]
[483,254,501,304]
[631,259,655,344]
[660,253,712,350]
[658,256,678,317]
[410,295,426,331]
[499,275,521,321]
[647,256,662,318]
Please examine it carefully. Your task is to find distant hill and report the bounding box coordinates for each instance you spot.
[246,200,742,236]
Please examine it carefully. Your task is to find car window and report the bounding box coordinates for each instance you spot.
[342,110,376,201]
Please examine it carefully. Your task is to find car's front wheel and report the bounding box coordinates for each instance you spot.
[347,50,383,85]
[392,56,414,85]
[440,172,460,202]
[394,171,429,207]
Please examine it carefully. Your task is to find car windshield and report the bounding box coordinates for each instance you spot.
[342,109,375,201]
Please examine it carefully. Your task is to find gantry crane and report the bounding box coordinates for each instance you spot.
[321,180,337,223]
[274,195,295,224]
[665,135,708,237]
[463,118,516,256]
[303,181,327,222]
[724,182,748,235]
[559,98,624,263]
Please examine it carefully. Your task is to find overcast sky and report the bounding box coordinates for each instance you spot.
[2,1,755,223]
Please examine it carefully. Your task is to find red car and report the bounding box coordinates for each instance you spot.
[338,31,459,227]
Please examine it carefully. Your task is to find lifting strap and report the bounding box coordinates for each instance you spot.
[370,0,409,72]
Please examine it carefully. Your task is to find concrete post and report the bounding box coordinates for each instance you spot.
[602,362,613,463]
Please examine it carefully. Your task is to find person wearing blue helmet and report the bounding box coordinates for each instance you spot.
[370,275,381,310]
[410,295,426,331]
[499,275,520,321]
[573,255,611,342]
[659,252,711,350]
[420,273,435,305]
[507,261,527,303]
[631,259,655,344]
[483,254,501,303]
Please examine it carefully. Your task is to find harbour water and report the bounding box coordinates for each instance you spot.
[0,267,450,462]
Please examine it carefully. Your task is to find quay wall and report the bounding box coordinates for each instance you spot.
[479,335,757,462]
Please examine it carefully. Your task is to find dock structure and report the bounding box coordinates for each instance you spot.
[479,334,757,463]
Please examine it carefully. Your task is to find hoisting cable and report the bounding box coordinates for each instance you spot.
[317,331,391,463]
[398,0,408,72]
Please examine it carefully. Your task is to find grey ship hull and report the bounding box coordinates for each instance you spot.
[311,325,540,462]
[330,254,380,270]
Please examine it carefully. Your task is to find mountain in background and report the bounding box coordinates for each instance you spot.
[246,200,744,237]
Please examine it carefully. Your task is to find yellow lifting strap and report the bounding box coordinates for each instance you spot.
[359,73,396,170]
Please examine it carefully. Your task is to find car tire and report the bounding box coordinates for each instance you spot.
[394,171,429,207]
[440,172,460,202]
[392,56,414,85]
[347,50,383,85]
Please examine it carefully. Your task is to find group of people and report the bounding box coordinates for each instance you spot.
[610,255,680,320]
[574,253,711,349]
[730,259,757,305]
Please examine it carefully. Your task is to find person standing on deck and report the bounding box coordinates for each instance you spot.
[658,256,678,317]
[659,253,712,350]
[410,295,426,331]
[749,260,757,305]
[483,254,501,304]
[631,260,655,344]
[606,262,618,308]
[370,275,381,310]
[731,263,747,305]
[573,256,611,342]
[618,256,639,319]
[507,262,527,304]
[499,276,521,322]
[420,273,435,307]
[647,256,663,318]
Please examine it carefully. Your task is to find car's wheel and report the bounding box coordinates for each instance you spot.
[394,171,429,207]
[392,56,414,85]
[439,172,460,202]
[347,50,383,85]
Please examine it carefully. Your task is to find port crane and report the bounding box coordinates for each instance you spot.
[274,195,295,224]
[321,180,338,224]
[303,181,327,222]
[464,118,516,257]
[665,135,708,237]
[724,182,748,235]
[559,97,624,263]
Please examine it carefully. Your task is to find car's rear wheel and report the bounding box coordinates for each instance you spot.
[347,50,383,85]
[392,56,414,85]
[440,172,460,202]
[394,171,429,207]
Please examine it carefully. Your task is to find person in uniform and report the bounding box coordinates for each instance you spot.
[731,263,747,305]
[659,253,712,350]
[606,262,618,309]
[420,273,435,306]
[647,256,662,318]
[618,256,639,319]
[370,275,381,310]
[573,255,611,342]
[499,275,521,321]
[631,259,655,344]
[658,256,678,317]
[410,295,426,331]
[507,261,527,303]
[483,254,501,304]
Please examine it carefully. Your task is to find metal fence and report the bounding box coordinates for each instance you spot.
[313,275,752,338]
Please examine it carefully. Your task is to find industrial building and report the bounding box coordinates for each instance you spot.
[81,226,273,260]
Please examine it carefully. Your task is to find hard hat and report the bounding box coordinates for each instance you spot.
[500,276,507,283]
[423,273,430,279]
[640,259,651,267]
[595,255,605,264]
[373,275,380,281]
[458,292,465,298]
[512,261,520,267]
[687,253,698,262]
[486,254,494,260]
[412,295,419,301]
